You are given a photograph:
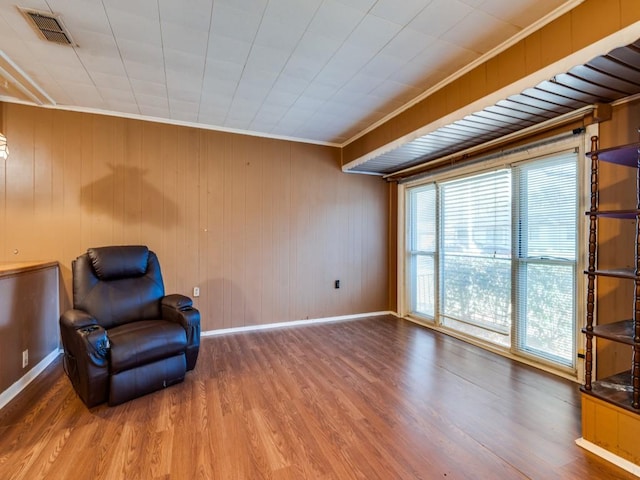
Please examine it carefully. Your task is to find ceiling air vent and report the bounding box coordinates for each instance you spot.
[20,9,74,45]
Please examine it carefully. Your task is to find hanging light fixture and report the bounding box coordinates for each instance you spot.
[0,132,7,159]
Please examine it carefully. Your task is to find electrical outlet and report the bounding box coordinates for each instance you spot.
[193,287,200,297]
[22,349,28,368]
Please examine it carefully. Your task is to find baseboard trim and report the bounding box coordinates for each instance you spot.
[201,311,396,337]
[0,349,62,411]
[575,438,640,477]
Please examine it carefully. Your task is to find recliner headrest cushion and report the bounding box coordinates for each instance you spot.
[87,245,150,280]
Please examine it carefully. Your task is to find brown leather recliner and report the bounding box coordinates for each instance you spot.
[59,245,200,407]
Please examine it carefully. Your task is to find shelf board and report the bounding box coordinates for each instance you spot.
[586,142,640,167]
[581,371,639,412]
[585,268,638,279]
[582,319,636,344]
[585,209,640,219]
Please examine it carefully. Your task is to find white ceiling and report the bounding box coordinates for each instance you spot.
[0,0,576,145]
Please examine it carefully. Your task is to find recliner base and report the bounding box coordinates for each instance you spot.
[109,353,186,406]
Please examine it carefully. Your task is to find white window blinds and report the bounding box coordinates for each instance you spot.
[405,147,579,370]
[514,153,577,365]
[439,170,512,339]
[408,184,436,317]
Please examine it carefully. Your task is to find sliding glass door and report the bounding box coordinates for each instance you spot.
[405,151,578,370]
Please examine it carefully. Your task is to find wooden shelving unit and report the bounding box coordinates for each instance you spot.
[581,136,640,412]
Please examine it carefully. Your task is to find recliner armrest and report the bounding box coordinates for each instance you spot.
[59,309,110,407]
[161,294,200,371]
[60,309,99,330]
[162,295,200,330]
[60,309,109,367]
[161,294,193,311]
[161,294,199,330]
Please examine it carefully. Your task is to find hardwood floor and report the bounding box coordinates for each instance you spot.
[0,315,636,479]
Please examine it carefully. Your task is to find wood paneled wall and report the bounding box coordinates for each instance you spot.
[0,103,389,332]
[0,262,59,395]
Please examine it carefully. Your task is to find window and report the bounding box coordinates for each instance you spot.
[408,185,436,317]
[514,155,577,366]
[405,149,578,370]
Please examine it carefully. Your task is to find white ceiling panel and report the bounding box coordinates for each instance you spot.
[253,16,306,52]
[169,98,199,111]
[263,0,321,24]
[164,49,205,74]
[117,39,163,66]
[135,92,169,108]
[346,14,403,53]
[441,10,520,53]
[340,72,386,94]
[160,22,209,56]
[72,30,120,57]
[212,0,268,11]
[380,28,437,62]
[306,0,364,42]
[158,0,213,31]
[90,71,131,90]
[235,83,272,103]
[408,0,474,38]
[291,96,326,111]
[331,42,377,72]
[130,78,166,97]
[304,81,337,101]
[313,64,357,89]
[334,0,377,13]
[123,60,165,83]
[263,90,299,108]
[199,92,233,110]
[99,85,136,103]
[200,80,238,100]
[370,0,428,25]
[209,2,264,44]
[244,44,290,74]
[101,0,157,17]
[65,82,105,106]
[165,86,201,103]
[254,102,289,117]
[50,2,112,37]
[206,34,252,64]
[76,53,127,76]
[0,0,576,144]
[281,54,325,82]
[106,12,161,45]
[271,74,309,96]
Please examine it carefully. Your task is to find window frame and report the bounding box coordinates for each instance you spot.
[398,128,592,378]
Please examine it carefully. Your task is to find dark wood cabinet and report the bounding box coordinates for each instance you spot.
[581,135,640,411]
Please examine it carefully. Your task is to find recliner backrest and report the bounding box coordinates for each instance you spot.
[72,245,165,329]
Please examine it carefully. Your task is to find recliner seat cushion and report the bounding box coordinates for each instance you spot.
[108,320,187,373]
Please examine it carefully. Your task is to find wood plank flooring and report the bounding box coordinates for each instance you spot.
[0,315,636,479]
